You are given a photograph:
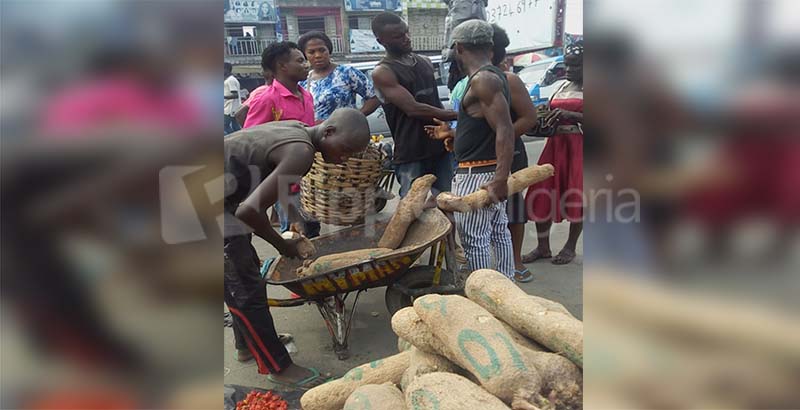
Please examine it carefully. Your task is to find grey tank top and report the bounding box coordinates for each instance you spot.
[224,120,314,210]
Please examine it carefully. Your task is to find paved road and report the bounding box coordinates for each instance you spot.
[224,138,582,388]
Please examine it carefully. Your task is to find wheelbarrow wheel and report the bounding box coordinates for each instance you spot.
[385,266,454,317]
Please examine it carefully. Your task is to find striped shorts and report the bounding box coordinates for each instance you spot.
[452,171,515,279]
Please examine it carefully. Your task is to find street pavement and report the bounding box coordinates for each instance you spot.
[224,138,582,389]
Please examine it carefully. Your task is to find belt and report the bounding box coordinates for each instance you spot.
[455,164,496,174]
[458,159,497,168]
[556,125,581,134]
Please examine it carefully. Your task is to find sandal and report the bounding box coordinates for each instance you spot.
[514,268,534,283]
[551,249,576,265]
[521,248,552,263]
[267,367,330,390]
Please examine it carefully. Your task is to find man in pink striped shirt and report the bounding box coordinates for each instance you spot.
[243,42,315,128]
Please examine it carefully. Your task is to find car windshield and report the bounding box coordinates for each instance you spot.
[518,64,551,86]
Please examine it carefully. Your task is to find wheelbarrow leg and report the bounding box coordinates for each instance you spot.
[316,291,363,360]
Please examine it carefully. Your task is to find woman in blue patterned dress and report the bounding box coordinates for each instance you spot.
[298,31,381,122]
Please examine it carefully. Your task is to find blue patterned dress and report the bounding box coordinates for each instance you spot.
[301,64,376,122]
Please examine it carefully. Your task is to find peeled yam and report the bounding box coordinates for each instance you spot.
[437,164,554,212]
[378,174,436,248]
[296,248,393,277]
[282,231,316,258]
[344,383,405,410]
[413,294,543,405]
[300,350,411,410]
[466,269,583,368]
[401,347,462,391]
[405,372,510,410]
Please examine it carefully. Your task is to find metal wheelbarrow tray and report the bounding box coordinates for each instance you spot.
[265,207,458,359]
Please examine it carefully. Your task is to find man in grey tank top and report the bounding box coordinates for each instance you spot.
[224,108,370,384]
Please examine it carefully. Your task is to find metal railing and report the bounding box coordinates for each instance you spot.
[225,36,347,57]
[412,36,445,51]
[225,38,276,57]
[330,36,346,54]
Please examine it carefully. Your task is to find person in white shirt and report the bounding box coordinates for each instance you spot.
[224,62,243,135]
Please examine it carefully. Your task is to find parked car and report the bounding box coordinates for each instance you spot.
[351,55,450,139]
[518,56,566,106]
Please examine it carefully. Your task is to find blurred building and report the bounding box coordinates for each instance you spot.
[224,0,447,82]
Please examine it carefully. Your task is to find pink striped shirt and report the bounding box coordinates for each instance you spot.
[243,80,315,127]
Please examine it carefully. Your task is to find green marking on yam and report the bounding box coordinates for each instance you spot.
[494,332,527,372]
[369,359,384,368]
[476,291,498,310]
[417,296,447,315]
[410,389,440,410]
[457,329,501,380]
[343,367,363,381]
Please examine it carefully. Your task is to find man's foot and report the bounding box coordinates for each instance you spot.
[521,248,552,263]
[551,249,576,265]
[236,349,254,363]
[514,268,534,283]
[267,364,328,390]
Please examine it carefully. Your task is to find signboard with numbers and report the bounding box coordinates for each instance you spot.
[486,0,561,54]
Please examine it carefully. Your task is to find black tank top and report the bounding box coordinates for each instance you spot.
[454,65,510,163]
[377,54,447,164]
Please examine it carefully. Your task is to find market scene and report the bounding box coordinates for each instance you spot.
[223,0,584,408]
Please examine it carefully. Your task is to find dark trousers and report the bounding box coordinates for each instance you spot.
[224,234,292,374]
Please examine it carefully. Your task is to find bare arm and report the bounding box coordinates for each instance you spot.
[507,73,538,137]
[234,143,314,256]
[360,97,381,117]
[473,72,515,198]
[372,65,456,121]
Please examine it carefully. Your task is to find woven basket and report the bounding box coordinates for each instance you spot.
[301,145,383,225]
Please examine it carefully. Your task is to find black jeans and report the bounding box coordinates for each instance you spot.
[224,234,292,374]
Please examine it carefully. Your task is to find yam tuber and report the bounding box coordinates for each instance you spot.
[465,269,583,368]
[282,231,316,259]
[400,347,463,392]
[413,294,543,406]
[343,383,405,410]
[300,350,411,410]
[295,248,393,277]
[405,372,511,410]
[378,174,436,248]
[392,305,582,408]
[437,164,554,213]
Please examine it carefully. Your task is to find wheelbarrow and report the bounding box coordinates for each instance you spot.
[265,207,460,360]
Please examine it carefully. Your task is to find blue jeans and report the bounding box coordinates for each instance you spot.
[274,198,320,238]
[224,114,241,135]
[394,152,454,198]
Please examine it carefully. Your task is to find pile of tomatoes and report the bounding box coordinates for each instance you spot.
[235,390,288,410]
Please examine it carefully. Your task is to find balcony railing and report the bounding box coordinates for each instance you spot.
[412,36,445,51]
[331,36,346,54]
[225,36,347,57]
[225,38,275,57]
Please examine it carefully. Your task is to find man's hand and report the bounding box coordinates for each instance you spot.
[424,119,453,140]
[481,178,509,203]
[443,137,454,152]
[277,237,303,258]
